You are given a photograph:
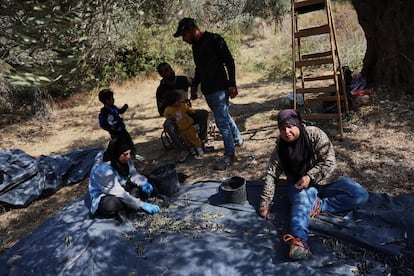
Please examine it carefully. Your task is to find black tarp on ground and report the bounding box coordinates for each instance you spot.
[0,148,103,207]
[1,180,413,275]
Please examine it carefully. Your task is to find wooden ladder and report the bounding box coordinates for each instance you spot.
[291,0,348,137]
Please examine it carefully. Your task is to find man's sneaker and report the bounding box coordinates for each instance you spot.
[134,154,146,161]
[196,147,204,155]
[283,234,312,260]
[310,197,322,218]
[203,145,215,153]
[213,154,235,170]
[176,150,189,163]
[234,139,244,147]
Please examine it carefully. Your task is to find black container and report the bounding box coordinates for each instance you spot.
[148,164,180,196]
[218,176,247,204]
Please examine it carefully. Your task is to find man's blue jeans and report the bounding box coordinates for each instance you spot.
[205,90,242,156]
[287,176,369,241]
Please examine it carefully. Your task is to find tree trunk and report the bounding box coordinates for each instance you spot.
[351,0,414,92]
[31,88,54,120]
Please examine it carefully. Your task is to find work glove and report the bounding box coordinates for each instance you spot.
[141,182,153,195]
[141,202,160,214]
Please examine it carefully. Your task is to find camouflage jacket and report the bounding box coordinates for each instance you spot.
[260,126,342,208]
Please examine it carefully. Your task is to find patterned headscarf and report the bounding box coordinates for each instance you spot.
[278,109,302,129]
[277,109,311,182]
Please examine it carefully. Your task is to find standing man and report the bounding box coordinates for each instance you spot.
[173,18,243,170]
[156,62,209,163]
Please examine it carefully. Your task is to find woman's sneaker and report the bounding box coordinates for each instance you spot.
[283,234,312,260]
[116,209,128,224]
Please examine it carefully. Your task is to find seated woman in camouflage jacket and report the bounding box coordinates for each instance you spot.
[259,109,369,261]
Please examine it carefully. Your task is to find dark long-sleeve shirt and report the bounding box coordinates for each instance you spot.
[156,76,191,116]
[192,32,236,95]
[98,105,127,135]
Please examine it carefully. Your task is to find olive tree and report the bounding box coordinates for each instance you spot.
[352,0,414,92]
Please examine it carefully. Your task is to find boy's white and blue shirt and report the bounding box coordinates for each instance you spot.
[88,151,147,214]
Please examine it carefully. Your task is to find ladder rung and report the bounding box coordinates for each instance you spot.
[295,24,330,38]
[305,95,344,102]
[294,0,325,14]
[296,57,333,67]
[302,113,340,120]
[296,86,337,93]
[303,74,334,81]
[301,51,332,59]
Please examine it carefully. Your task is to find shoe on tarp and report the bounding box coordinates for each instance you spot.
[283,234,312,261]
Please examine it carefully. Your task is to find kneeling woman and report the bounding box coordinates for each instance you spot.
[259,109,369,260]
[89,137,160,222]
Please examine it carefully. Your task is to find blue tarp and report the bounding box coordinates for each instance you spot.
[0,148,103,207]
[1,180,413,275]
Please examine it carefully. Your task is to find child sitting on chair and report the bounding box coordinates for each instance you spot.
[163,91,204,156]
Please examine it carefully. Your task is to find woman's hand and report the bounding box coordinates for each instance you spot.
[259,207,271,219]
[295,175,311,190]
[141,182,153,195]
[141,202,160,214]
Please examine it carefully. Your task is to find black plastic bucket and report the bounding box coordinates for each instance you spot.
[148,164,180,196]
[218,176,247,204]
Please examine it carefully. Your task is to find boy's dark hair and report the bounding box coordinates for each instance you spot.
[165,91,181,107]
[98,89,113,103]
[156,62,170,76]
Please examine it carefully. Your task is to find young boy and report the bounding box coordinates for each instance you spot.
[163,91,204,156]
[98,88,144,161]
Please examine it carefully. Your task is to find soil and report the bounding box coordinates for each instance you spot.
[0,30,413,272]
